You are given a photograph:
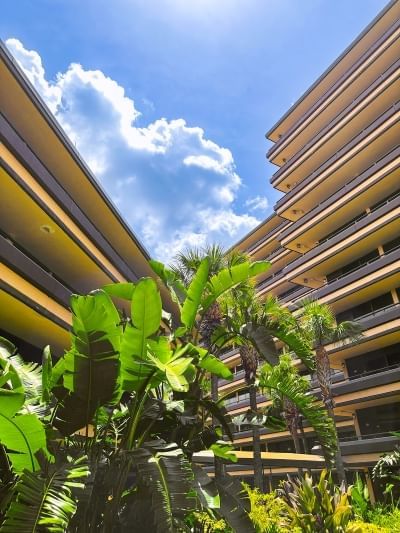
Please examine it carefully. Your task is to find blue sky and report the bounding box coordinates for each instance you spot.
[2,0,387,261]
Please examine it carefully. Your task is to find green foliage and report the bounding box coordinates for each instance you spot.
[186,510,232,532]
[365,506,400,532]
[243,484,292,533]
[346,520,390,532]
[53,290,122,435]
[351,474,371,521]
[260,362,337,462]
[280,470,353,532]
[0,456,89,532]
[129,442,196,532]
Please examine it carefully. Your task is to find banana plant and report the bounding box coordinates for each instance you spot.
[0,271,261,532]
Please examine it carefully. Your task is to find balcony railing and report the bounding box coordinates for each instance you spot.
[247,220,289,253]
[318,189,400,246]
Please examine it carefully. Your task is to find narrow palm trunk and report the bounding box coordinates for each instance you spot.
[284,399,303,476]
[249,385,263,490]
[211,374,225,479]
[316,345,346,486]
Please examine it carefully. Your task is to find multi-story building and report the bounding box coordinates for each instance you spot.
[220,0,400,494]
[0,40,173,361]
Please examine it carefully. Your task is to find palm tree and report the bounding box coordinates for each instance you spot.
[298,299,363,485]
[220,292,329,489]
[171,244,251,479]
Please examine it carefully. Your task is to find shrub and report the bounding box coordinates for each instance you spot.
[346,521,389,532]
[243,484,293,533]
[367,506,400,532]
[279,470,353,532]
[186,510,232,532]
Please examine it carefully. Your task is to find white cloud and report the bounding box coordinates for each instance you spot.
[6,38,260,262]
[245,195,269,212]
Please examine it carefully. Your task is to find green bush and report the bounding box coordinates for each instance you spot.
[279,470,353,532]
[346,520,389,532]
[243,484,295,533]
[186,510,232,532]
[367,507,400,532]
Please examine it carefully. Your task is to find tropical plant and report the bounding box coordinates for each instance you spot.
[267,353,311,458]
[1,254,270,532]
[351,474,371,521]
[213,290,328,489]
[372,435,400,484]
[243,483,293,533]
[298,300,363,484]
[279,469,353,533]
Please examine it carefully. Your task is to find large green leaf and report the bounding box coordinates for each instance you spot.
[149,260,187,306]
[197,352,232,380]
[120,280,162,391]
[215,474,256,532]
[0,341,25,418]
[0,413,47,472]
[127,442,196,533]
[192,464,220,509]
[181,258,209,330]
[131,278,162,350]
[41,345,52,404]
[103,282,136,301]
[0,456,89,532]
[202,260,270,313]
[260,365,337,463]
[54,290,122,435]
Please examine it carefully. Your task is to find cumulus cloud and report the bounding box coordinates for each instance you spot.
[245,195,269,212]
[7,38,260,261]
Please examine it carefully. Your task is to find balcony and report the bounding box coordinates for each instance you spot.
[308,243,400,306]
[332,365,400,402]
[0,231,71,308]
[268,17,400,176]
[247,219,289,255]
[280,188,400,286]
[274,104,400,220]
[278,146,400,250]
[270,58,400,185]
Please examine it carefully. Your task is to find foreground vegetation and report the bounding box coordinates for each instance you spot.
[0,249,398,531]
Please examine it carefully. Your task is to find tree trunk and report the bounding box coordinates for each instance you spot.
[211,374,225,480]
[315,345,346,486]
[284,399,303,477]
[249,385,263,490]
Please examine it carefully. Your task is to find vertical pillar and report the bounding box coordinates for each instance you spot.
[364,468,376,505]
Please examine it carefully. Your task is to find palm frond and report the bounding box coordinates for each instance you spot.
[0,456,89,532]
[128,442,196,532]
[259,364,337,462]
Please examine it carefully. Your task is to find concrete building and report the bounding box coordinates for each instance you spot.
[220,0,400,492]
[0,41,172,360]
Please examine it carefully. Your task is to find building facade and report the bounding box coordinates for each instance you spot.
[0,41,172,361]
[221,0,400,491]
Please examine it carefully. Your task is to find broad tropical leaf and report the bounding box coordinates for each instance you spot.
[210,442,237,463]
[0,340,24,417]
[41,345,52,404]
[103,282,136,301]
[0,456,89,532]
[0,412,47,472]
[129,442,196,533]
[215,474,256,532]
[260,364,337,462]
[197,352,232,380]
[202,260,270,313]
[149,260,187,306]
[181,258,209,330]
[54,290,121,435]
[192,464,220,509]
